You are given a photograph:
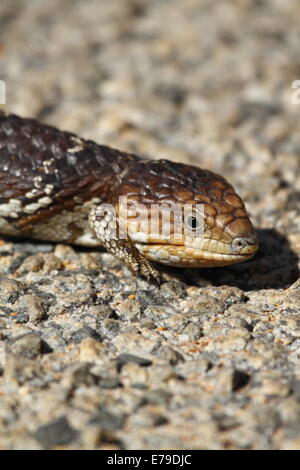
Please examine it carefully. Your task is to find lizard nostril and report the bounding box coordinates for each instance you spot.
[231,233,258,254]
[232,237,247,252]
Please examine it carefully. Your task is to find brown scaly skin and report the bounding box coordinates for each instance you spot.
[0,111,258,282]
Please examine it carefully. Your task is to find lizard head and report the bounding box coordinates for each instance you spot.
[115,159,258,268]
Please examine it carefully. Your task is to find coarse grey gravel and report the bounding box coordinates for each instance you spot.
[0,0,300,450]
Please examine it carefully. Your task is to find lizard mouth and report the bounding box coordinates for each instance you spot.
[134,240,257,268]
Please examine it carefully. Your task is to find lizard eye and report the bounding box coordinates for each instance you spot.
[185,214,202,231]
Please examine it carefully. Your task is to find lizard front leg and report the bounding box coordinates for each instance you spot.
[89,205,161,284]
